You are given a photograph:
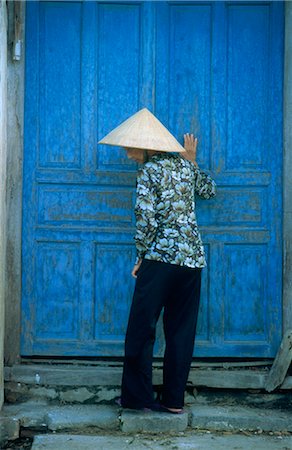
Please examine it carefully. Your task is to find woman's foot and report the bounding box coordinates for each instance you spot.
[159,404,185,414]
[115,397,122,407]
[115,397,184,414]
[115,397,156,412]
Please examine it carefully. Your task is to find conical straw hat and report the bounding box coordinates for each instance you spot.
[98,108,185,153]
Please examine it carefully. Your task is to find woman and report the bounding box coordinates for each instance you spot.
[99,109,216,414]
[121,134,216,413]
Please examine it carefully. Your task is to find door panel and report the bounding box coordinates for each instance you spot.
[22,1,283,357]
[155,1,283,357]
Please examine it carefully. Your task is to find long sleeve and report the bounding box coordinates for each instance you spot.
[193,166,216,199]
[133,153,216,269]
[134,166,158,262]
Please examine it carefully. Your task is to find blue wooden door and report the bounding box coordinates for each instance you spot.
[21,1,283,357]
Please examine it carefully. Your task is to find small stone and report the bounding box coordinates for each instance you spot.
[185,393,196,404]
[0,417,20,444]
[29,386,58,400]
[97,387,120,402]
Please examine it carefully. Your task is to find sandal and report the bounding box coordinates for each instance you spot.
[159,404,185,414]
[115,397,156,412]
[115,397,122,407]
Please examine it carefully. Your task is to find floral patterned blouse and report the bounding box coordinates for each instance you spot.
[134,153,216,269]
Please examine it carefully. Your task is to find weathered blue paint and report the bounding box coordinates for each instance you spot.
[21,1,284,357]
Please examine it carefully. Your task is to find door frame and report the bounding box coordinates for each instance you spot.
[4,0,292,364]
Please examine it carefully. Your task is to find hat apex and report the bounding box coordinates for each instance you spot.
[98,108,185,153]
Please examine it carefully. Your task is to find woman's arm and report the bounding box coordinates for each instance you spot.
[133,166,158,274]
[183,133,216,199]
[193,167,217,199]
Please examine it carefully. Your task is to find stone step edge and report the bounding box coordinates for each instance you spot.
[1,403,292,443]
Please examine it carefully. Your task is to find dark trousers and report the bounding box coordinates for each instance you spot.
[121,259,202,409]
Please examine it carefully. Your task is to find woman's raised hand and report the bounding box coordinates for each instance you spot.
[183,133,198,166]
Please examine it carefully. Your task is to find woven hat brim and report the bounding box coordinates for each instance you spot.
[98,108,186,153]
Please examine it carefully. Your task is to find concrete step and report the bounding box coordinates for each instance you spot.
[46,405,119,432]
[1,401,292,446]
[120,409,189,433]
[31,432,292,450]
[190,405,292,432]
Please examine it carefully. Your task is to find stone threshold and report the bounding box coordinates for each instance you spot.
[6,362,291,390]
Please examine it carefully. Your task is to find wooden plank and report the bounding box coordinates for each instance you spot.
[265,330,292,392]
[7,365,123,387]
[187,370,267,389]
[5,364,268,389]
[6,363,292,390]
[190,360,272,368]
[4,0,26,366]
[20,358,273,368]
